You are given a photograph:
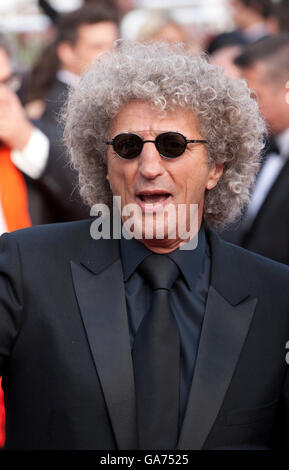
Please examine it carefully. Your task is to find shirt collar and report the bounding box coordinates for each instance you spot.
[120,223,206,291]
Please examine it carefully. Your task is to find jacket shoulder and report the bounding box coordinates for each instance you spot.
[1,219,94,257]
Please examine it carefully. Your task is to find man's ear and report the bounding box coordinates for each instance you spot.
[206,163,224,190]
[56,42,75,69]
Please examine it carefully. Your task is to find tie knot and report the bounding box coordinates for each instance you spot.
[138,254,179,290]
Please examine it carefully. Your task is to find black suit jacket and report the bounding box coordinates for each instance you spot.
[1,219,289,450]
[26,79,90,225]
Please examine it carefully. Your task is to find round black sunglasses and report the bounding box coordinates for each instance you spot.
[106,132,207,160]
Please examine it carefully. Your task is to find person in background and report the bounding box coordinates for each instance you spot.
[221,34,289,266]
[23,3,119,112]
[136,9,192,46]
[0,34,51,449]
[0,38,51,233]
[230,0,277,41]
[20,3,119,225]
[208,31,248,78]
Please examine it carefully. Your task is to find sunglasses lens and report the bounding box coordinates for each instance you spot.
[156,132,186,158]
[113,134,143,159]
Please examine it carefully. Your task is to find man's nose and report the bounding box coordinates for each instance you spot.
[138,142,164,179]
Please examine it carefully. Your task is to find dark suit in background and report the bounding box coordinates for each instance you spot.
[240,155,289,264]
[1,219,289,449]
[223,35,289,265]
[222,135,289,265]
[28,79,90,225]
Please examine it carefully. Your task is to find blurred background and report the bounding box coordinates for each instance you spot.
[0,0,289,449]
[0,0,269,68]
[0,0,232,69]
[1,0,287,69]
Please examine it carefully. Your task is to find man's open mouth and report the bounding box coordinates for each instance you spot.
[135,190,172,212]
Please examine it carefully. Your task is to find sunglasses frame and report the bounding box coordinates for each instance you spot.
[106,131,207,160]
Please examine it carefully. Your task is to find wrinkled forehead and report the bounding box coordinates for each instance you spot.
[109,100,201,137]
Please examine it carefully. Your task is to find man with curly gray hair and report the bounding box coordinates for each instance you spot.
[1,40,289,451]
[64,40,265,230]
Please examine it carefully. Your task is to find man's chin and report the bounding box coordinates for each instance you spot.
[122,213,173,239]
[120,200,199,244]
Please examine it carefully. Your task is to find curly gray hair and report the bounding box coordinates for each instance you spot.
[63,39,266,229]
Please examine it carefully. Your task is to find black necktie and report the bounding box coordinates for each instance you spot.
[132,254,180,450]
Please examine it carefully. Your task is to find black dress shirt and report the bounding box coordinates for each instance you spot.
[120,224,211,429]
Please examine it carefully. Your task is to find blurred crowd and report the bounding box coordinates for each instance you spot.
[0,0,289,448]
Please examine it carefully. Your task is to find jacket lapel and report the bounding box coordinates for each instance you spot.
[177,230,258,450]
[70,236,137,450]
